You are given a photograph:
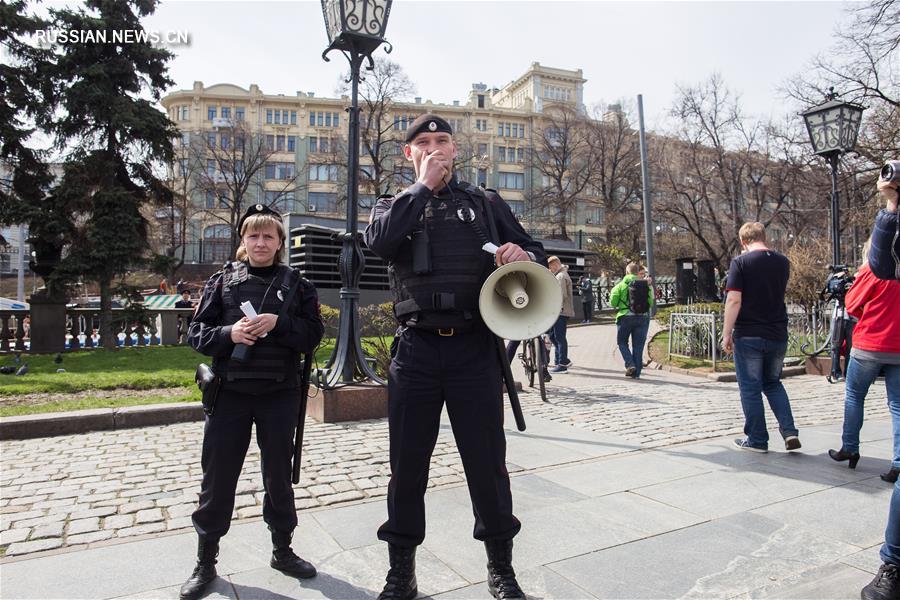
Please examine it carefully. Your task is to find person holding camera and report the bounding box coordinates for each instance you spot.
[862,163,900,600]
[828,239,900,478]
[722,222,801,453]
[365,114,546,600]
[181,204,324,600]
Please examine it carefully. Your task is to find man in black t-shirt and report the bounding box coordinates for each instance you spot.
[722,222,800,454]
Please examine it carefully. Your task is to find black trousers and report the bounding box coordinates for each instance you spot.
[192,387,299,540]
[377,326,521,547]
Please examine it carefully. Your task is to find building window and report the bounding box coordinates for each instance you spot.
[265,162,295,180]
[359,164,375,181]
[274,110,281,125]
[220,135,230,150]
[393,114,417,131]
[507,200,524,216]
[477,143,488,157]
[287,136,296,152]
[220,107,231,119]
[477,168,488,186]
[276,135,285,152]
[309,136,331,153]
[475,119,488,132]
[308,191,338,212]
[235,107,245,121]
[180,132,190,146]
[265,191,295,213]
[308,164,338,181]
[477,94,485,108]
[178,105,190,121]
[309,111,339,128]
[394,166,416,186]
[498,172,524,190]
[206,132,216,147]
[204,190,217,209]
[266,135,275,151]
[206,159,216,177]
[207,106,216,120]
[290,111,297,125]
[266,109,273,124]
[359,194,376,209]
[584,205,601,224]
[449,118,463,133]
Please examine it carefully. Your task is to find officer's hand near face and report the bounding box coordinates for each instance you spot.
[418,150,452,191]
[877,179,899,212]
[231,317,258,345]
[495,242,530,266]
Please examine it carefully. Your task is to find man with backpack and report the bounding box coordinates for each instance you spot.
[609,262,654,378]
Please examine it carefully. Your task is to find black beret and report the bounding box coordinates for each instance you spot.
[239,203,283,232]
[404,114,453,143]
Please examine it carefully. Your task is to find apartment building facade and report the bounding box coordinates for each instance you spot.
[159,62,611,264]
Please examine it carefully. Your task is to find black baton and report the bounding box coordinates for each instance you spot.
[495,335,526,431]
[291,354,313,484]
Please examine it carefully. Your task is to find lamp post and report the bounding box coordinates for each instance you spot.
[800,88,864,267]
[319,0,393,387]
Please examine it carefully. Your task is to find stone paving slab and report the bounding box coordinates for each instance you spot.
[0,415,893,599]
[0,324,888,557]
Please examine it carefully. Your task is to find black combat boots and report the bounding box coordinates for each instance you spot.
[485,539,525,599]
[179,536,219,600]
[377,544,418,600]
[270,528,317,578]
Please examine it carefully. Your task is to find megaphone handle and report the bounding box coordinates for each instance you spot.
[494,335,526,432]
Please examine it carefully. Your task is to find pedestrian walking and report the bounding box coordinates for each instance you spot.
[548,256,574,373]
[579,275,594,323]
[181,204,325,600]
[609,262,653,378]
[722,222,800,453]
[365,113,546,600]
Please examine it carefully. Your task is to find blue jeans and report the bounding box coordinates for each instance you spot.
[841,358,900,466]
[616,315,650,376]
[875,363,900,566]
[733,336,797,448]
[548,316,569,365]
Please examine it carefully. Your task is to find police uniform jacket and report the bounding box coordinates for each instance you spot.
[188,262,324,394]
[364,177,546,329]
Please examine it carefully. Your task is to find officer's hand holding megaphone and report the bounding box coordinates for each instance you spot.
[495,242,530,267]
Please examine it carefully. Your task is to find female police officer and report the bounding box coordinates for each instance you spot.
[181,204,324,600]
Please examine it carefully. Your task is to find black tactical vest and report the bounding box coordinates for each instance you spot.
[217,262,298,384]
[390,183,494,330]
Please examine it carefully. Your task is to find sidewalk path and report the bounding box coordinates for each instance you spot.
[1,325,889,587]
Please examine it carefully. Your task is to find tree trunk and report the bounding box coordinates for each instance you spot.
[98,277,117,350]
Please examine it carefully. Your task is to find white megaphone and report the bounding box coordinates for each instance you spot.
[479,261,563,341]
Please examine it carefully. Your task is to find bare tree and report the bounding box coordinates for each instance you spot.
[658,75,815,269]
[585,102,644,247]
[526,105,595,240]
[338,60,416,200]
[192,120,300,256]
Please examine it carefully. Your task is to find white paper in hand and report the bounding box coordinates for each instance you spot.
[240,301,267,337]
[482,242,499,255]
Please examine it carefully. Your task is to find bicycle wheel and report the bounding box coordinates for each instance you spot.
[522,338,536,388]
[534,337,548,403]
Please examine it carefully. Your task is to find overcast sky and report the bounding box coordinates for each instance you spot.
[135,0,852,130]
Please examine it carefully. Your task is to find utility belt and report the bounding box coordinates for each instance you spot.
[399,309,483,337]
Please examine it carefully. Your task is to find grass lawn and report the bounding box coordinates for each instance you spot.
[0,343,340,416]
[648,330,736,372]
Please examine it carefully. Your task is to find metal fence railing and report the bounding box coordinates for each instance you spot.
[665,302,835,368]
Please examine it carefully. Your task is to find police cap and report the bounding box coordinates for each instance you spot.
[404,114,453,143]
[238,203,283,232]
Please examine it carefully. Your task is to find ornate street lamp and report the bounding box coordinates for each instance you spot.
[319,0,392,387]
[800,88,864,266]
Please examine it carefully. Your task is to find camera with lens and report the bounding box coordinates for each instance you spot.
[821,265,855,302]
[881,161,900,184]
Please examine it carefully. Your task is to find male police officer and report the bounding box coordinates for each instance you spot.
[365,114,546,600]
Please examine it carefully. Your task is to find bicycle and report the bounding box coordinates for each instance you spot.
[518,335,549,403]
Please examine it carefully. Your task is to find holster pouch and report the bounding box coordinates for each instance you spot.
[195,363,221,416]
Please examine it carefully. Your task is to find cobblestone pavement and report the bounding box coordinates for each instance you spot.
[0,325,887,558]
